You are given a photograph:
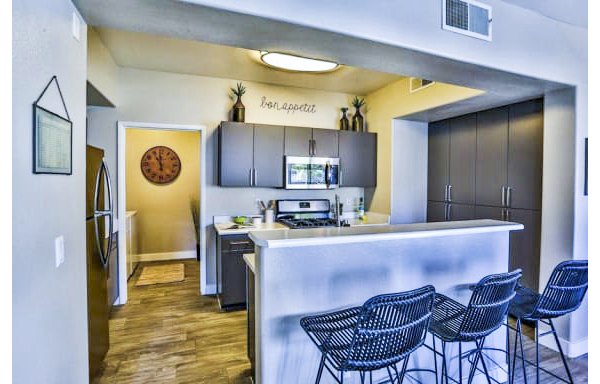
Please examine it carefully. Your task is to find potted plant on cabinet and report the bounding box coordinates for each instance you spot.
[351,96,366,132]
[230,82,247,122]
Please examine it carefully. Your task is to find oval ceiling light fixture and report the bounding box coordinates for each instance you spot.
[260,51,339,73]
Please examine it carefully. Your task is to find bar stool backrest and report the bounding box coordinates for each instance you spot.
[531,260,588,319]
[458,269,522,340]
[344,285,435,370]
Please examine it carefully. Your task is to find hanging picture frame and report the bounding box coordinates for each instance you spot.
[33,76,73,175]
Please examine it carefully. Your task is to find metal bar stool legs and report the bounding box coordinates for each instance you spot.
[510,317,575,384]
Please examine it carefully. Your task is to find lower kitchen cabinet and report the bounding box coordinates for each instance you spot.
[216,234,254,310]
[427,201,447,222]
[447,203,475,221]
[475,205,541,290]
[507,208,541,290]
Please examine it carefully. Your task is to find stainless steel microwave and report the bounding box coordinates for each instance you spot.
[285,156,339,189]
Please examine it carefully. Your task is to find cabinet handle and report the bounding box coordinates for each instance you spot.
[253,168,257,187]
[309,139,313,156]
[249,168,253,186]
[444,185,449,202]
[230,241,251,246]
[313,139,317,156]
[448,185,452,202]
[501,186,506,207]
[447,203,452,221]
[507,187,513,208]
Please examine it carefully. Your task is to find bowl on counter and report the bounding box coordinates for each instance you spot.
[233,216,248,225]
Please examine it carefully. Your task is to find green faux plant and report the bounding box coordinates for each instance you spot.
[352,96,366,109]
[231,82,247,98]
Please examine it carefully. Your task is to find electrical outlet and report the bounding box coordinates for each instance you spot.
[55,236,65,267]
[72,12,81,41]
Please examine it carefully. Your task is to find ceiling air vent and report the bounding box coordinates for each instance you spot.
[410,78,435,93]
[443,0,492,41]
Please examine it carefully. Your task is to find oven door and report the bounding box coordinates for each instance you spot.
[309,157,339,189]
[285,156,310,189]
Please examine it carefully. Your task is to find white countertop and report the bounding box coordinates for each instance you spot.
[248,219,524,248]
[214,222,289,235]
[243,253,256,273]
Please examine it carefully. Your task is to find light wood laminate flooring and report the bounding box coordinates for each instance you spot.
[93,260,587,383]
[93,260,251,384]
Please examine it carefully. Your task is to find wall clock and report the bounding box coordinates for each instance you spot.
[140,146,181,184]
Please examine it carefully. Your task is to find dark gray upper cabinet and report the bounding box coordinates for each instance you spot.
[253,124,284,188]
[312,128,339,157]
[284,126,312,156]
[219,122,254,187]
[476,107,509,207]
[427,120,450,202]
[508,100,544,210]
[448,114,477,205]
[338,131,377,187]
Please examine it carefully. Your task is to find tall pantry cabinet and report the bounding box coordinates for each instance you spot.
[427,99,544,290]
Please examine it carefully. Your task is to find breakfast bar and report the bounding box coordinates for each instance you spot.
[245,219,524,384]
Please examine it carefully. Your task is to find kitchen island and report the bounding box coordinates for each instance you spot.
[245,219,523,384]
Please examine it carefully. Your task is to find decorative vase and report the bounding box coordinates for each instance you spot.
[352,107,364,132]
[232,96,245,122]
[339,108,349,130]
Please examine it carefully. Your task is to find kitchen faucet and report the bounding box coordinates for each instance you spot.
[334,194,341,227]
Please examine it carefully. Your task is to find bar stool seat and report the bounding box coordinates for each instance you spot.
[301,286,436,384]
[508,260,588,384]
[507,285,542,319]
[429,269,522,384]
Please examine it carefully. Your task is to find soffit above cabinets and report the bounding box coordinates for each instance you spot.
[95,28,404,95]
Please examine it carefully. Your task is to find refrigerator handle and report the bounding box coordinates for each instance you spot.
[93,159,113,268]
[102,159,114,266]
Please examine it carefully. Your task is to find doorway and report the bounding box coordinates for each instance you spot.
[117,122,207,304]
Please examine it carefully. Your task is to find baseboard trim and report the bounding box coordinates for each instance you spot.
[134,250,196,262]
[539,335,588,358]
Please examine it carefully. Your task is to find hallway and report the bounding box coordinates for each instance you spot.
[93,260,251,383]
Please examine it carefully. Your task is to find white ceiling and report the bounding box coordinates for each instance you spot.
[500,0,587,28]
[96,28,404,96]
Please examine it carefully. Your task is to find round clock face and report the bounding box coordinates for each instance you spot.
[140,146,181,184]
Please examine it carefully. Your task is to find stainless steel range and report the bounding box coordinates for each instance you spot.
[276,199,338,229]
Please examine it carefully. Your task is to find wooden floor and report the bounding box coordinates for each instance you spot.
[93,259,587,383]
[93,260,252,384]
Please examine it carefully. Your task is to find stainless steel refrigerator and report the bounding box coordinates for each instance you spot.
[86,145,114,379]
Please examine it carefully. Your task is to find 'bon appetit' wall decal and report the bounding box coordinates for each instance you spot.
[259,96,317,114]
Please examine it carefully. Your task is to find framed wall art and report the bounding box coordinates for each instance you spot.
[33,76,72,175]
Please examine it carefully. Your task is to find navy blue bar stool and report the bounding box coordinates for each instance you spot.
[429,269,522,384]
[300,285,436,384]
[508,260,588,384]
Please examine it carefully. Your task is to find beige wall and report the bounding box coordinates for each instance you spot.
[88,27,119,104]
[117,67,364,292]
[365,78,484,213]
[126,129,200,254]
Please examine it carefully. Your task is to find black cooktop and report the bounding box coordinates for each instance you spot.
[278,218,337,229]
